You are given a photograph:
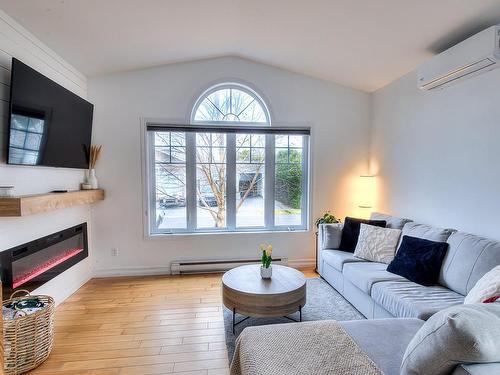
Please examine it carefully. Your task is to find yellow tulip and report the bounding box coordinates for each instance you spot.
[266,245,273,256]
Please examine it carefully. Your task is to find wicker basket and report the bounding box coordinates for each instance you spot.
[3,290,55,375]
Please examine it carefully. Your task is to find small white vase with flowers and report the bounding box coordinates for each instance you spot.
[260,244,273,279]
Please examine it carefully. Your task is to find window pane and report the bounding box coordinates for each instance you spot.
[171,132,185,146]
[196,133,227,229]
[251,134,265,147]
[275,135,288,147]
[289,136,302,147]
[237,134,265,227]
[238,100,267,123]
[153,131,187,230]
[236,147,250,163]
[171,146,186,163]
[155,164,187,229]
[25,133,42,150]
[10,129,26,147]
[236,134,250,147]
[211,147,226,163]
[11,114,29,130]
[28,118,44,133]
[275,135,304,226]
[251,148,265,163]
[155,132,170,146]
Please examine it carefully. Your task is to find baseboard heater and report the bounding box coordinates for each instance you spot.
[171,257,289,275]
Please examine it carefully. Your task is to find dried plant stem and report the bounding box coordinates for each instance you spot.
[89,145,102,169]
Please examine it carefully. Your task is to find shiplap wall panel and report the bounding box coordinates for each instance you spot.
[0,8,92,305]
[0,11,85,88]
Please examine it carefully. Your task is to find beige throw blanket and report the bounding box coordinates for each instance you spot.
[230,321,384,375]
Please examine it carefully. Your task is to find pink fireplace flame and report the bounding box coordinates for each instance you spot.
[13,247,84,289]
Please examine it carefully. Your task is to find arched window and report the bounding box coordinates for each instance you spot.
[146,82,309,235]
[191,83,270,124]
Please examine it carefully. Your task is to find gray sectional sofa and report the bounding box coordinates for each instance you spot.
[318,212,500,320]
[231,212,500,375]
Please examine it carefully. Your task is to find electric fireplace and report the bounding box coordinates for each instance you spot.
[1,223,88,299]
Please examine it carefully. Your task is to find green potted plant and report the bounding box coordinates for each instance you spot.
[314,211,341,228]
[260,244,273,279]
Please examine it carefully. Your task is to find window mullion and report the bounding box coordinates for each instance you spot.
[186,132,197,231]
[148,131,158,234]
[226,133,236,230]
[264,134,275,230]
[301,135,309,229]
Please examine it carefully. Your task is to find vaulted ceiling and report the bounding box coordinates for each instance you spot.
[1,0,500,92]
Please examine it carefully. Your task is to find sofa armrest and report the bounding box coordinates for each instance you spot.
[317,223,343,275]
[452,363,500,375]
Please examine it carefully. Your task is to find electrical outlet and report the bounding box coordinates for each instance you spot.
[111,248,118,257]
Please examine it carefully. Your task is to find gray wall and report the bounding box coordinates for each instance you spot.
[370,67,500,239]
[88,57,371,276]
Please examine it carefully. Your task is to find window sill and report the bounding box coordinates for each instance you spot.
[147,229,310,239]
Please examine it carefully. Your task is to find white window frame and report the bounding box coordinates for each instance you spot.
[144,124,310,235]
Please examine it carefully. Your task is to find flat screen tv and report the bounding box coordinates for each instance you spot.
[7,58,94,169]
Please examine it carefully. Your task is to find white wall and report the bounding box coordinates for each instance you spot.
[370,68,500,240]
[88,57,371,276]
[0,9,92,304]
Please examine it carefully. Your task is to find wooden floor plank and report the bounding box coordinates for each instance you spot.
[26,269,318,375]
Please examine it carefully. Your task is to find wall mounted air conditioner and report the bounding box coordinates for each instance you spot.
[418,25,500,90]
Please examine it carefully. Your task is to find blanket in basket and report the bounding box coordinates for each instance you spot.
[230,320,384,375]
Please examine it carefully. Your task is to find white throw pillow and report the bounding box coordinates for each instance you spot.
[354,223,402,264]
[464,265,500,304]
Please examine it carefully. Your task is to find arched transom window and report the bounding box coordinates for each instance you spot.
[192,84,270,124]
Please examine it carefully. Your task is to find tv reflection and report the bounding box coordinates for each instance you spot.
[8,106,46,165]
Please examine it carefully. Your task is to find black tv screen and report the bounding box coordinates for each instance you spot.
[7,58,94,169]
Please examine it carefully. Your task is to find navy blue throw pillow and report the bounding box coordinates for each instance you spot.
[387,235,448,286]
[339,217,386,252]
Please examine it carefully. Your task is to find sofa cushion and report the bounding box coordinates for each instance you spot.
[354,224,402,264]
[452,363,500,375]
[388,235,448,286]
[343,262,406,294]
[320,223,343,249]
[321,249,366,272]
[399,222,455,248]
[340,318,424,375]
[401,304,500,375]
[440,231,500,295]
[371,280,464,320]
[371,212,412,230]
[339,217,387,252]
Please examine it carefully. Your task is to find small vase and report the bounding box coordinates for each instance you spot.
[88,169,98,189]
[260,265,272,279]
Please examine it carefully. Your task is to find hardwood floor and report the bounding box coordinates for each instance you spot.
[28,270,318,375]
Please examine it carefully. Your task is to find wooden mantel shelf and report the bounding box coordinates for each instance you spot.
[0,189,105,217]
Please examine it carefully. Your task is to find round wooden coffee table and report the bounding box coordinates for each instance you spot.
[222,264,306,333]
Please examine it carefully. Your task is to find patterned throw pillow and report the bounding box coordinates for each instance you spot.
[464,265,500,304]
[354,223,402,264]
[339,217,386,252]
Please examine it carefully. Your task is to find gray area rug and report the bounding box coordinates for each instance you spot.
[223,277,364,361]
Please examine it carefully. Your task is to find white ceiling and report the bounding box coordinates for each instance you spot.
[1,0,500,92]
